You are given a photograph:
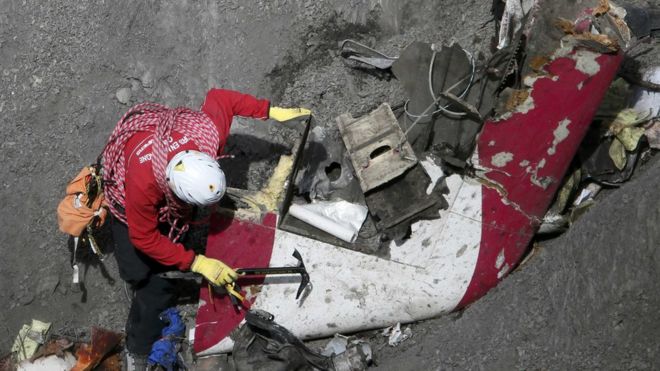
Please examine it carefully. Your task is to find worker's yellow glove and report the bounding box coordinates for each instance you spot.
[269,106,311,122]
[191,255,238,287]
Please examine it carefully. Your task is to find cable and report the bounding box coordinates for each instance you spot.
[399,88,453,150]
[403,45,476,120]
[399,68,476,147]
[429,47,476,117]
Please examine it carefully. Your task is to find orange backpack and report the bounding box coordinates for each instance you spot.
[57,164,108,283]
[57,165,107,236]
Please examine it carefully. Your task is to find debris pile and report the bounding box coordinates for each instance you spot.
[541,69,659,234]
[4,322,122,371]
[282,0,658,250]
[230,310,372,371]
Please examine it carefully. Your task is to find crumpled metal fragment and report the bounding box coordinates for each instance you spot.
[71,327,122,371]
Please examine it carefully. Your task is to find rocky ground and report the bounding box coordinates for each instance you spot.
[0,0,658,369]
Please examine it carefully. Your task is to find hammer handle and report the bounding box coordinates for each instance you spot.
[237,267,306,276]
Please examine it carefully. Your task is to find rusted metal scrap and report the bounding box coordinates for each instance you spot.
[336,103,418,193]
[71,327,123,371]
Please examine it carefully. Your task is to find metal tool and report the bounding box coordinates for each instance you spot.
[237,249,310,300]
[158,249,311,303]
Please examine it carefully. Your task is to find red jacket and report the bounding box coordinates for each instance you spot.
[122,89,269,270]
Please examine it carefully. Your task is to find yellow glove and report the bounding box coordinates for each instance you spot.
[269,106,311,122]
[191,255,238,287]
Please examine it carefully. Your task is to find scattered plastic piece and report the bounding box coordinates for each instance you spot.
[608,109,650,170]
[322,334,350,357]
[382,323,412,347]
[573,183,603,207]
[331,339,372,371]
[320,334,373,370]
[289,200,368,243]
[610,109,649,149]
[17,353,77,371]
[420,156,446,195]
[11,320,51,362]
[631,66,660,149]
[537,213,568,235]
[568,183,603,223]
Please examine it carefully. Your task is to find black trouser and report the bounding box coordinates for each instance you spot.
[112,218,177,355]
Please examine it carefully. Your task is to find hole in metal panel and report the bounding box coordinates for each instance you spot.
[324,162,342,182]
[369,145,391,159]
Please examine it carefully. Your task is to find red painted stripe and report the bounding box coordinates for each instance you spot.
[458,52,623,308]
[194,213,277,353]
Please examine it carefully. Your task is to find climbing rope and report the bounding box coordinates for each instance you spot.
[102,103,220,241]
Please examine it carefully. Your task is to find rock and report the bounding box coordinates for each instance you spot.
[140,69,154,89]
[115,87,132,105]
[19,292,35,306]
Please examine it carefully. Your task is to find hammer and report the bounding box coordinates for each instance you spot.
[222,250,310,310]
[236,249,310,300]
[158,250,311,305]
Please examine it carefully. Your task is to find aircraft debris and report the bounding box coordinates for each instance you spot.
[336,103,417,193]
[11,320,51,362]
[632,66,660,149]
[382,323,412,347]
[188,0,650,359]
[289,200,368,243]
[9,326,122,371]
[71,327,122,371]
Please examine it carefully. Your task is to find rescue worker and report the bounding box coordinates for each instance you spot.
[101,88,310,370]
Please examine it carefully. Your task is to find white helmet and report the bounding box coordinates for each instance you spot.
[166,150,226,206]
